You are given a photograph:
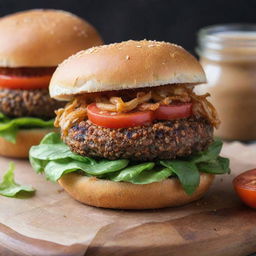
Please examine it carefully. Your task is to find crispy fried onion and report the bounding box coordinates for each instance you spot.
[55,85,220,134]
[96,86,191,113]
[191,92,220,128]
[96,91,152,113]
[54,98,87,135]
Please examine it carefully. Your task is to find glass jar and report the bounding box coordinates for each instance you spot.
[196,24,256,141]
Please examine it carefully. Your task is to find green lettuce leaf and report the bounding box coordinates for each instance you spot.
[0,126,18,143]
[40,131,62,144]
[44,158,129,182]
[0,163,35,197]
[31,132,95,163]
[197,156,231,174]
[108,164,173,184]
[160,160,200,195]
[29,132,230,195]
[108,162,155,183]
[189,138,223,163]
[0,112,54,143]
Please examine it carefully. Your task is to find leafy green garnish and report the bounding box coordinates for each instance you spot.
[189,138,223,163]
[0,112,54,143]
[160,161,199,195]
[0,163,35,197]
[29,132,230,195]
[126,167,173,184]
[44,158,129,181]
[108,162,155,183]
[197,156,230,174]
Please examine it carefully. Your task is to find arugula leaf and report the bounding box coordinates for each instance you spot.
[0,163,35,197]
[160,160,200,195]
[0,112,54,143]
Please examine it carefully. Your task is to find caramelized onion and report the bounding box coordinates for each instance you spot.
[96,91,152,113]
[55,84,220,135]
[55,98,88,135]
[190,93,220,128]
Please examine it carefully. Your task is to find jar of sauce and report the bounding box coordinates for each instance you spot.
[196,24,256,141]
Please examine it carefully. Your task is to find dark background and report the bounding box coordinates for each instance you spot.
[0,0,256,54]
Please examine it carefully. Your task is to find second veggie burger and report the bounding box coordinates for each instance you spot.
[30,40,230,209]
[0,9,103,157]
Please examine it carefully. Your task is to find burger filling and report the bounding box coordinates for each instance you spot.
[55,84,220,133]
[0,88,64,118]
[30,84,230,195]
[0,67,64,143]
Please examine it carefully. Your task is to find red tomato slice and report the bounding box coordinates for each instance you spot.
[233,169,256,208]
[0,74,52,89]
[87,103,154,128]
[154,103,192,120]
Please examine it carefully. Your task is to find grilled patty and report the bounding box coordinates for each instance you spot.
[64,117,214,161]
[0,88,64,119]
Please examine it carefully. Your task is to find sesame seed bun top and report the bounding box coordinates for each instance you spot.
[0,9,103,67]
[49,40,206,100]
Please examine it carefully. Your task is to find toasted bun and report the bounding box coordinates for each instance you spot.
[0,128,54,158]
[50,40,206,100]
[0,9,103,67]
[59,172,214,209]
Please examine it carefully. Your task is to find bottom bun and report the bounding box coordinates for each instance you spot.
[59,172,215,209]
[0,128,54,158]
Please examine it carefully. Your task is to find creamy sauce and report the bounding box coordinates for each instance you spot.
[198,29,256,140]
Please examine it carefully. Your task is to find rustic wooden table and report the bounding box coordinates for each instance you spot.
[0,142,255,256]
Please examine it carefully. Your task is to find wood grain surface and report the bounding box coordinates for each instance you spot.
[0,142,255,256]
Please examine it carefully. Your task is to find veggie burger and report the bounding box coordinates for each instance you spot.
[30,40,230,209]
[0,9,102,158]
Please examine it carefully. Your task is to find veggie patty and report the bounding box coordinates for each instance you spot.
[64,116,213,161]
[0,88,64,119]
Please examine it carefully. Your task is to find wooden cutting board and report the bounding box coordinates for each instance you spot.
[0,142,255,256]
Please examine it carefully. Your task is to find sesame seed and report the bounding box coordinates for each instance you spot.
[86,48,97,54]
[126,55,130,60]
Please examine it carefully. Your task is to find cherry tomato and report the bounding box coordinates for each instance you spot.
[0,74,52,89]
[87,103,154,128]
[233,169,256,208]
[154,103,192,120]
